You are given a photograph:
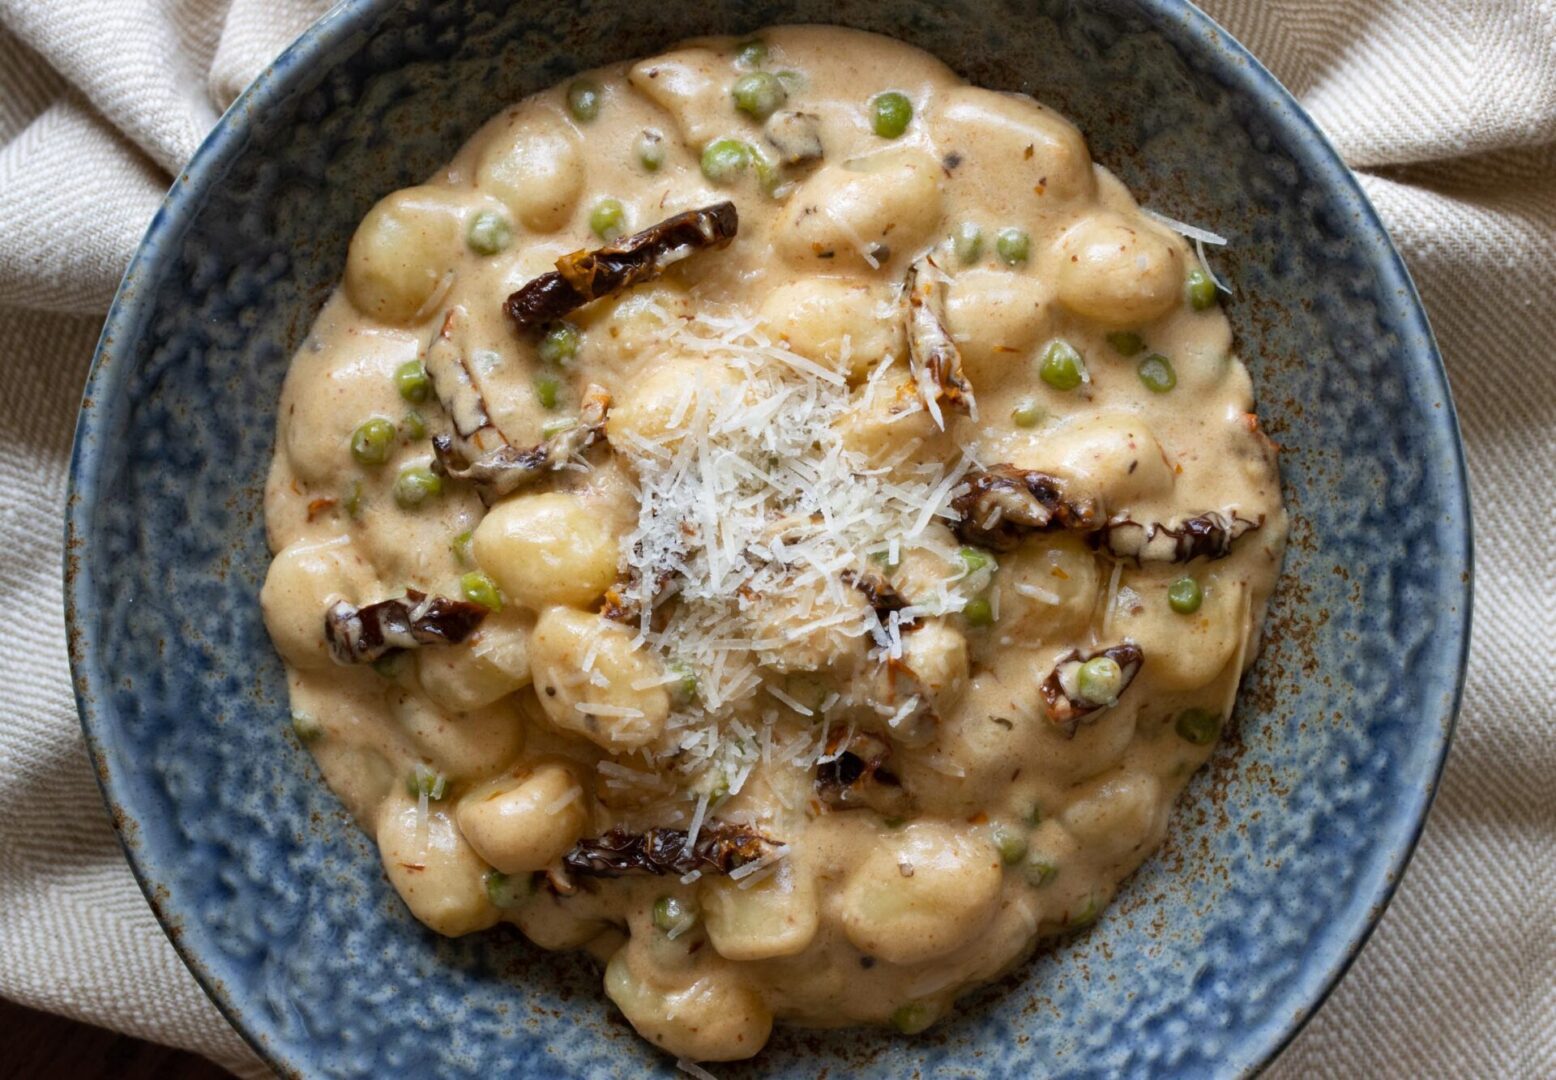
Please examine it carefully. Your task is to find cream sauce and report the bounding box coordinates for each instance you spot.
[261,25,1285,1063]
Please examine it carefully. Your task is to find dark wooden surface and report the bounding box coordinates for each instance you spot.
[0,998,236,1080]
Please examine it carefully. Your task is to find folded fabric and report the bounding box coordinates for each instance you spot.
[0,1,1549,1076]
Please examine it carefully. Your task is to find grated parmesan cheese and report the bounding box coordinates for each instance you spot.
[610,308,974,805]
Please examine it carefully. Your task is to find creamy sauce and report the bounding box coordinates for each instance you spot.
[261,26,1286,1063]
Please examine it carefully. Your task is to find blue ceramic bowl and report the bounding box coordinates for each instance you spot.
[66,1,1471,1076]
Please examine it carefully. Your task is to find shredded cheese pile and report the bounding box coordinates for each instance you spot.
[602,306,977,824]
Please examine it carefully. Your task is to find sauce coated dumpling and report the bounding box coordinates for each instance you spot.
[529,608,670,751]
[261,23,1286,1068]
[474,107,586,232]
[472,492,620,611]
[456,761,589,874]
[773,150,943,270]
[1049,210,1186,326]
[930,85,1097,210]
[840,823,1003,965]
[376,797,498,937]
[344,186,461,324]
[758,278,905,381]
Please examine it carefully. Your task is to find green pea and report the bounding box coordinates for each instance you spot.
[734,39,767,68]
[566,79,601,122]
[749,144,784,196]
[1137,353,1177,393]
[450,530,474,568]
[589,198,626,241]
[890,1002,934,1035]
[1168,577,1203,614]
[395,360,430,403]
[636,130,665,172]
[485,870,533,909]
[870,91,913,138]
[1186,267,1218,310]
[466,210,512,255]
[1066,898,1100,930]
[1012,399,1044,428]
[350,417,397,466]
[700,138,751,184]
[958,546,991,575]
[372,652,405,680]
[1024,857,1058,888]
[401,411,426,440]
[963,597,994,627]
[868,548,901,572]
[665,659,699,706]
[406,766,448,801]
[1077,656,1123,704]
[461,570,502,612]
[1175,708,1221,746]
[538,323,580,365]
[951,221,983,264]
[732,71,788,120]
[652,895,697,934]
[1039,340,1086,392]
[1107,330,1145,356]
[290,711,323,744]
[392,466,442,510]
[990,823,1028,866]
[996,227,1030,265]
[535,375,561,409]
[342,480,364,519]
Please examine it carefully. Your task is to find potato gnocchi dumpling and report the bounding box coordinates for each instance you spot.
[605,946,774,1062]
[456,761,589,873]
[773,149,943,270]
[345,186,462,324]
[930,85,1097,209]
[1049,210,1186,327]
[376,797,499,936]
[474,108,586,231]
[840,823,1003,964]
[529,607,670,751]
[263,24,1284,1067]
[416,609,534,713]
[701,860,820,960]
[261,536,376,670]
[472,491,619,610]
[758,278,904,381]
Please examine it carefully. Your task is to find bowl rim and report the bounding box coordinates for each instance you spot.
[63,0,1472,1075]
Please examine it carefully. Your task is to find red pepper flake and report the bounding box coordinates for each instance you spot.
[967,811,989,825]
[306,497,337,522]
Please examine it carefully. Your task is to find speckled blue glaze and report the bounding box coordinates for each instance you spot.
[65,1,1470,1076]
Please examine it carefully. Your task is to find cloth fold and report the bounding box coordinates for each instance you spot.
[0,1,1550,1076]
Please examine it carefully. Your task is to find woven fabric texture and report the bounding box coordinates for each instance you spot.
[0,1,1549,1075]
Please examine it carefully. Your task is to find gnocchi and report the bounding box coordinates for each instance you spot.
[1048,211,1185,327]
[263,24,1285,1067]
[529,607,670,751]
[456,761,589,873]
[344,186,461,324]
[474,108,586,231]
[840,823,1003,965]
[472,491,620,611]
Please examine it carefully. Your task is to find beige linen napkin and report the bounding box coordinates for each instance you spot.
[0,1,1550,1076]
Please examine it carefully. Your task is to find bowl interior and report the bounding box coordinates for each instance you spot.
[67,0,1469,1076]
